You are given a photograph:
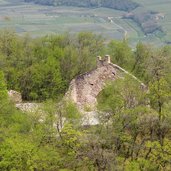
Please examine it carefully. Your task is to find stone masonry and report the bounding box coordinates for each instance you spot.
[66,55,144,109]
[66,55,124,109]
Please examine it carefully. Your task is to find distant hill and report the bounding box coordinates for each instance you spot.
[25,0,163,35]
[25,0,140,12]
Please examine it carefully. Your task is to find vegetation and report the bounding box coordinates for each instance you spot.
[123,10,163,34]
[1,30,171,170]
[0,30,105,101]
[25,0,139,12]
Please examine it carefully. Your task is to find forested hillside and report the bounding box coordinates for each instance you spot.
[1,30,171,170]
[25,0,139,11]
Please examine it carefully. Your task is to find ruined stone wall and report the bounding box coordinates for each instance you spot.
[67,55,145,109]
[67,55,123,109]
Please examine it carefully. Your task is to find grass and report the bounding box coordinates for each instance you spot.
[0,0,170,46]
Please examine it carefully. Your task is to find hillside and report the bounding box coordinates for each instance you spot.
[0,0,170,45]
[25,0,140,11]
[24,0,164,38]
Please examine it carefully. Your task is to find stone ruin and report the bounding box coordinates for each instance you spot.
[8,55,143,112]
[66,55,145,110]
[66,55,122,109]
[8,55,145,125]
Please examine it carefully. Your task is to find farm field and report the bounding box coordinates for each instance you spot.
[0,0,171,46]
[0,0,128,39]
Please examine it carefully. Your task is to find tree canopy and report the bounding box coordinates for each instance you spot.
[1,30,171,170]
[25,0,139,11]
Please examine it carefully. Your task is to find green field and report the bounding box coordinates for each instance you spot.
[0,0,171,46]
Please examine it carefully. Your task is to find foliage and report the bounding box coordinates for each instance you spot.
[1,30,171,170]
[0,31,104,101]
[20,56,64,100]
[25,0,139,11]
[108,40,135,70]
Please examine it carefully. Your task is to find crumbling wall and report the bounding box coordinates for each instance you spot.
[66,54,146,110]
[67,55,122,109]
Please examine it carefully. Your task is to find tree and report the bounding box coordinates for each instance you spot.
[75,32,96,74]
[108,39,134,71]
[132,42,151,82]
[20,56,64,101]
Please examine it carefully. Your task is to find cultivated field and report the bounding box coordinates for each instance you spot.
[0,0,170,46]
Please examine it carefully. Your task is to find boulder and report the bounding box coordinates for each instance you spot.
[8,90,22,103]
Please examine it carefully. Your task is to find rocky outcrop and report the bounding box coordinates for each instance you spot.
[8,90,41,113]
[16,103,40,113]
[8,90,22,103]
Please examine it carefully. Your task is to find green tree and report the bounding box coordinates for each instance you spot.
[132,42,151,82]
[20,56,64,101]
[108,39,134,71]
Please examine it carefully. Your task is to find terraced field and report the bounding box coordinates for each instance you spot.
[0,0,170,46]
